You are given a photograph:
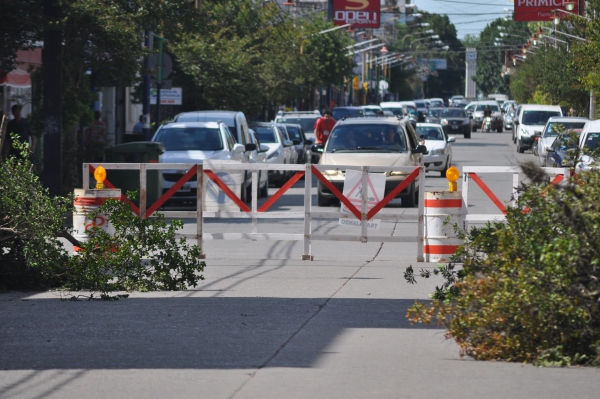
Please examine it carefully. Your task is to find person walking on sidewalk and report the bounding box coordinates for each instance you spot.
[314,110,336,144]
[1,104,35,160]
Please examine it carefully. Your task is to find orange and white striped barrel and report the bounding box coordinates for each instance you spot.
[424,191,465,262]
[73,188,121,252]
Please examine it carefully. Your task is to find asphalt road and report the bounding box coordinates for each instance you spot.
[1,129,599,399]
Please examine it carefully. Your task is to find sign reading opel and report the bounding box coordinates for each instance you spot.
[514,0,579,22]
[333,0,380,29]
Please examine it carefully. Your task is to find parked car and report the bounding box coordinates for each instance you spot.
[416,123,455,176]
[468,101,503,132]
[514,104,562,153]
[332,106,364,120]
[439,107,472,138]
[275,123,299,165]
[152,121,254,205]
[511,105,523,143]
[576,119,600,172]
[535,117,587,165]
[504,107,516,131]
[248,128,270,198]
[284,123,313,164]
[316,115,427,207]
[544,131,580,168]
[274,111,321,142]
[424,107,443,124]
[173,110,257,198]
[249,122,294,187]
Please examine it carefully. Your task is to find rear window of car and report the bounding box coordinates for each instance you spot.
[156,127,223,151]
[254,127,278,143]
[416,126,444,140]
[415,101,427,108]
[545,122,586,137]
[475,104,499,112]
[326,124,407,153]
[381,107,405,116]
[276,117,318,133]
[522,111,562,125]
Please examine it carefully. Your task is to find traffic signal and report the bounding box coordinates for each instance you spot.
[363,82,369,91]
[353,76,359,91]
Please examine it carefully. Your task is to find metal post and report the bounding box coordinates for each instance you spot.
[154,38,163,127]
[143,30,152,140]
[361,166,368,243]
[462,169,469,231]
[252,169,258,238]
[197,163,206,259]
[302,163,313,260]
[417,166,425,262]
[139,163,147,218]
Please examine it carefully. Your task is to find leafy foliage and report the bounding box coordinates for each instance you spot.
[68,194,205,296]
[406,162,600,366]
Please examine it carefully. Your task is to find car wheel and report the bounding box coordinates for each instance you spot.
[464,131,471,139]
[402,182,417,208]
[532,143,538,157]
[517,139,525,153]
[260,174,269,198]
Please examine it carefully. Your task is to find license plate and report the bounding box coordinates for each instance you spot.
[179,184,191,192]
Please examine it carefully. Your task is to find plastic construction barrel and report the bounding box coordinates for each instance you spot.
[424,191,465,262]
[73,188,121,252]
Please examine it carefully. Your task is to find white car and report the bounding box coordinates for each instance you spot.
[152,121,253,205]
[515,104,562,153]
[250,122,294,187]
[248,128,270,198]
[576,119,600,172]
[416,123,455,176]
[535,117,587,166]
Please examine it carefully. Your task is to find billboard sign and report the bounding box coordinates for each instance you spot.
[150,87,182,105]
[514,0,579,22]
[333,0,380,29]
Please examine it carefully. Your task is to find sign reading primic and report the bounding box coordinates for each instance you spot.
[514,0,579,22]
[333,0,380,29]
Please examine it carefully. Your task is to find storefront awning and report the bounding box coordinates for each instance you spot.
[0,69,31,88]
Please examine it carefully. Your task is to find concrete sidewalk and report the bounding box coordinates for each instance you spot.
[1,219,599,399]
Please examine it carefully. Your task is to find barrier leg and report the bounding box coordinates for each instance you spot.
[252,169,258,240]
[417,166,425,262]
[197,164,206,259]
[302,163,313,261]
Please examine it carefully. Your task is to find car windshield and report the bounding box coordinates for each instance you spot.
[415,101,427,108]
[276,117,318,133]
[441,109,466,118]
[475,104,499,112]
[157,127,223,151]
[285,125,302,141]
[381,107,405,116]
[416,126,444,141]
[429,109,443,117]
[582,132,600,152]
[522,110,561,126]
[332,108,364,119]
[254,127,278,143]
[545,122,586,137]
[326,124,407,153]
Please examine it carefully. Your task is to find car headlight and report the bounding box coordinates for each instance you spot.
[431,148,445,155]
[441,119,449,125]
[267,148,281,159]
[520,128,530,136]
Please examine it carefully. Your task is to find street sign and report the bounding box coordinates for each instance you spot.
[148,53,172,81]
[333,0,380,29]
[339,170,385,229]
[150,87,182,105]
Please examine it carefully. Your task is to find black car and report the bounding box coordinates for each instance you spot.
[284,123,313,164]
[439,108,472,138]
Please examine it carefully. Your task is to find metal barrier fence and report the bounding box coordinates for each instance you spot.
[83,162,426,261]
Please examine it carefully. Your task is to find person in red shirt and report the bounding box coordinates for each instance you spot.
[314,110,337,144]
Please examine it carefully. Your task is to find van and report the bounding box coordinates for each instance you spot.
[514,104,562,153]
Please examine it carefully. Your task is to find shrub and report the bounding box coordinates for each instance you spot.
[406,162,600,366]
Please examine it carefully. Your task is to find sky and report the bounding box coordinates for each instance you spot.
[414,0,515,39]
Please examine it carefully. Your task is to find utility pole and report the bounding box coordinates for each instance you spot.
[42,0,63,196]
[143,30,152,140]
[153,34,168,128]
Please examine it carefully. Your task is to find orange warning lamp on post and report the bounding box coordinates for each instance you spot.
[446,165,459,192]
[94,165,107,189]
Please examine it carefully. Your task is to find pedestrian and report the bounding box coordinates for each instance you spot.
[84,110,108,162]
[314,110,337,144]
[133,115,144,133]
[1,104,35,160]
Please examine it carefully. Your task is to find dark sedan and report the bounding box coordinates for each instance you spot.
[440,108,472,139]
[425,108,443,124]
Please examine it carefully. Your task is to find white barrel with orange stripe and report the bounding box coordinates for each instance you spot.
[73,188,121,252]
[424,191,465,262]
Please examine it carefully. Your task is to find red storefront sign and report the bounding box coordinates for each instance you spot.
[333,0,380,28]
[514,0,579,22]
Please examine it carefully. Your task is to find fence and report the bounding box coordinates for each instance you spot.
[82,162,426,261]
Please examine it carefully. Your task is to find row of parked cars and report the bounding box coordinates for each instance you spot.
[151,110,314,205]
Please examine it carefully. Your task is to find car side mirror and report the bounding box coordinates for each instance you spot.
[305,139,313,146]
[515,120,520,125]
[283,140,293,147]
[292,139,301,145]
[245,143,257,152]
[545,146,554,152]
[447,137,456,143]
[232,143,245,153]
[259,144,269,152]
[411,145,427,154]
